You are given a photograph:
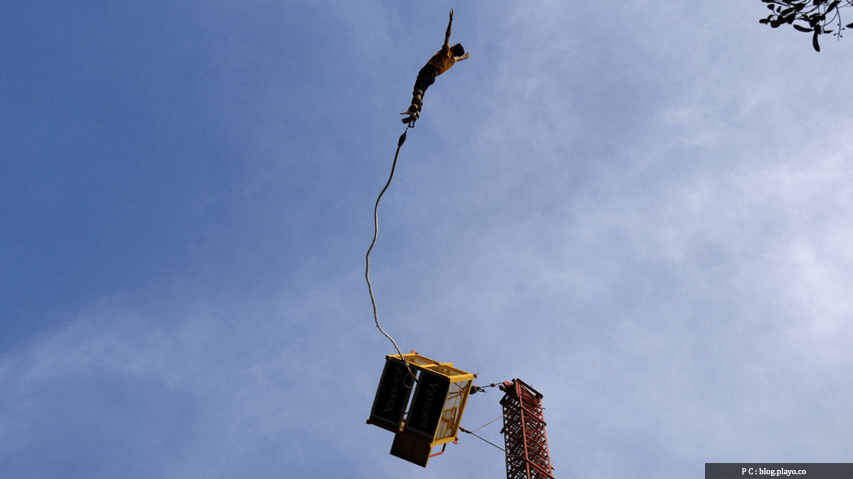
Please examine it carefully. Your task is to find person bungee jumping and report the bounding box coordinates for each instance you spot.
[402,8,470,125]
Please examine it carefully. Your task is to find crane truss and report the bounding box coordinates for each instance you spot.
[500,379,555,479]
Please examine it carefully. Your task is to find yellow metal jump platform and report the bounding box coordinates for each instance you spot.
[367,352,475,467]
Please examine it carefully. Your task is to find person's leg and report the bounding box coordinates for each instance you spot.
[414,67,436,92]
[409,66,437,114]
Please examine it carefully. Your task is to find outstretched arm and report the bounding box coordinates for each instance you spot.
[444,8,453,48]
[455,52,470,61]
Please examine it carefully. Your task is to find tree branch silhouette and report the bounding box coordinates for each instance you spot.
[759,0,853,51]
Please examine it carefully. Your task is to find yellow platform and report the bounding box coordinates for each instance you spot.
[367,352,475,467]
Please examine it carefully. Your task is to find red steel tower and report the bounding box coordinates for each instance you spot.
[499,379,555,479]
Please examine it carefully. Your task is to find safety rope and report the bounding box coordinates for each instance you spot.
[470,412,507,433]
[459,427,506,452]
[365,123,418,384]
[458,409,508,452]
[471,382,502,394]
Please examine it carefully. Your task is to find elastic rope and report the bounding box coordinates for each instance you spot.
[365,124,418,384]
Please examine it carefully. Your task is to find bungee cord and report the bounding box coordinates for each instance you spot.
[365,123,418,384]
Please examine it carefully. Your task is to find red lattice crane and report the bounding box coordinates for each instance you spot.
[498,379,555,479]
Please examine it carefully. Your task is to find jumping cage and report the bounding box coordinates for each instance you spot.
[367,352,475,467]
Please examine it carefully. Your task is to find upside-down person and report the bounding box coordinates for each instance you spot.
[402,8,470,125]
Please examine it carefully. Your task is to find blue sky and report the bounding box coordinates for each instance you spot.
[3,1,853,478]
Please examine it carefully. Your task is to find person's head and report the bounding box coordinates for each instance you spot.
[451,43,465,57]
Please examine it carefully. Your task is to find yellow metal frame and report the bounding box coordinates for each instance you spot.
[388,353,475,447]
[368,352,475,467]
